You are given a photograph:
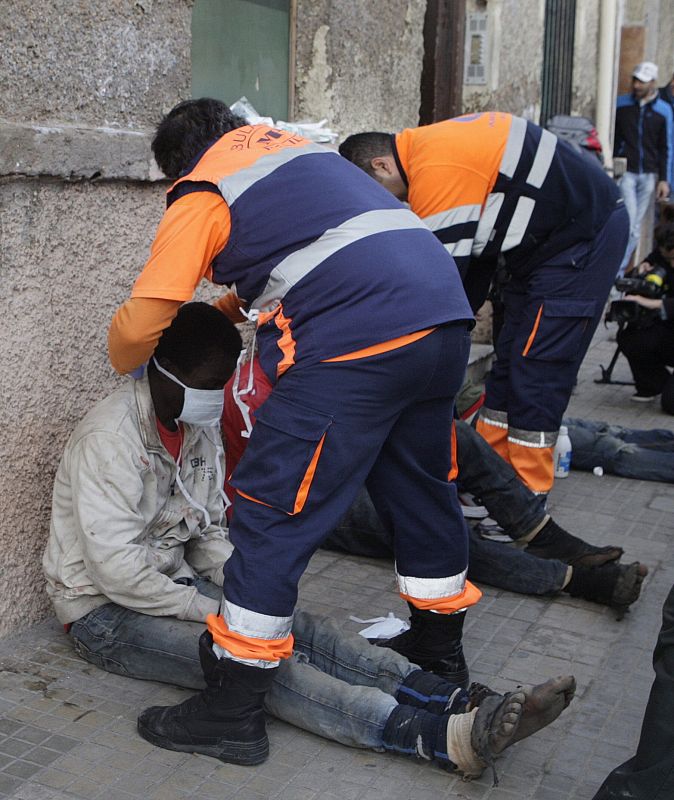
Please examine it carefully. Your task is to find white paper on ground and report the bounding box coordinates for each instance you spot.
[349,612,410,639]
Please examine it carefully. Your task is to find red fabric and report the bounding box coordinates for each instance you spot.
[222,358,272,516]
[156,418,183,462]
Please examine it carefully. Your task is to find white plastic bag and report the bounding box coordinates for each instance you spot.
[349,612,409,639]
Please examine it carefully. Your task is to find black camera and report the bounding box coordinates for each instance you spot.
[606,265,667,326]
[614,265,667,299]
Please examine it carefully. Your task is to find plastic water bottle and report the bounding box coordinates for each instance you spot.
[554,425,572,478]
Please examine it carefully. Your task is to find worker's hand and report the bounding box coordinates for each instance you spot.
[657,180,670,201]
[636,260,654,275]
[624,294,663,310]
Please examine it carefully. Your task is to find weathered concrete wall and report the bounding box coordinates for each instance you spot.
[462,0,546,118]
[0,180,163,631]
[0,0,192,129]
[571,1,600,119]
[0,0,193,636]
[294,0,426,134]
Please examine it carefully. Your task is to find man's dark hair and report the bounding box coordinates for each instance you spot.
[338,133,393,176]
[154,302,242,374]
[152,98,248,180]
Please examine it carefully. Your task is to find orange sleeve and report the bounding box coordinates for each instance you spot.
[108,297,183,374]
[131,191,231,301]
[108,190,231,374]
[213,291,247,323]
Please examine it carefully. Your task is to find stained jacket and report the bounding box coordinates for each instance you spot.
[614,93,673,183]
[43,374,233,624]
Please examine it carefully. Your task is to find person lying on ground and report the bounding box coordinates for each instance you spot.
[564,418,674,482]
[224,356,647,628]
[42,302,574,780]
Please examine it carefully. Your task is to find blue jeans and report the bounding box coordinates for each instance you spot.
[619,171,657,274]
[565,418,674,483]
[70,578,415,751]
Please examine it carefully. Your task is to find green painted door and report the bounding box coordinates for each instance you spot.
[192,0,290,121]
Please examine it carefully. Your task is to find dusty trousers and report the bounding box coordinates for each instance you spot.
[220,322,477,659]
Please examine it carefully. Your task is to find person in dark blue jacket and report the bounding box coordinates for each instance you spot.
[614,62,673,274]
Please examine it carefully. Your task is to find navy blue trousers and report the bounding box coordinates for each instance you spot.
[486,205,629,433]
[225,322,471,619]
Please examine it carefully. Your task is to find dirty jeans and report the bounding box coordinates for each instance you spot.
[565,418,674,483]
[592,582,674,799]
[69,579,415,750]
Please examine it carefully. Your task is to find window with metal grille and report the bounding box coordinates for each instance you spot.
[540,0,577,125]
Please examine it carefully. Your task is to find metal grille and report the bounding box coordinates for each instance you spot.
[540,0,577,126]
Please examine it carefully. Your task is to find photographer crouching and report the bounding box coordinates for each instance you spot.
[615,204,674,411]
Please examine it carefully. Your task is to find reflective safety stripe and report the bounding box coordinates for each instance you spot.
[526,129,557,188]
[507,427,558,448]
[207,613,293,667]
[396,567,468,600]
[423,204,482,232]
[252,209,428,311]
[221,598,294,640]
[444,239,473,258]
[472,193,504,256]
[401,580,482,613]
[217,142,332,205]
[501,196,536,251]
[477,407,508,429]
[500,115,528,178]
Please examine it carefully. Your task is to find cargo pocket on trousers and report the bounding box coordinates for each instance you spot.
[230,392,333,515]
[522,299,597,362]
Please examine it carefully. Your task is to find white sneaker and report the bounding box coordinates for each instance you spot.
[630,392,659,402]
[459,493,488,519]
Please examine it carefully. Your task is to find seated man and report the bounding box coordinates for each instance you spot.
[43,302,575,779]
[226,356,647,625]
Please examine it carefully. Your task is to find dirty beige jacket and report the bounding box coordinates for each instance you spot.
[43,374,233,624]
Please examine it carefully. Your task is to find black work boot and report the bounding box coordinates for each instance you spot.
[376,604,469,687]
[137,632,275,765]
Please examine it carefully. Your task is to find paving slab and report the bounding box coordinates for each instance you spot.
[0,323,672,799]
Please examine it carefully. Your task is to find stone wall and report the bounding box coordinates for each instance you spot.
[294,0,426,134]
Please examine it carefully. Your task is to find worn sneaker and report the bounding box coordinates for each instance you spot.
[630,392,659,402]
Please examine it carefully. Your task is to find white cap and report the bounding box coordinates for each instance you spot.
[633,61,659,83]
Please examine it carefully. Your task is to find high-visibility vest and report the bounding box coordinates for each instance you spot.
[169,125,472,381]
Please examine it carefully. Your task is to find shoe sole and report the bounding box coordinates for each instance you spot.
[137,720,269,765]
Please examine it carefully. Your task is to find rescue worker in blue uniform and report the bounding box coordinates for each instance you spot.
[340,113,629,495]
[108,99,477,765]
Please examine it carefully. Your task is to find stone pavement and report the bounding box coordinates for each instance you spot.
[0,324,673,800]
